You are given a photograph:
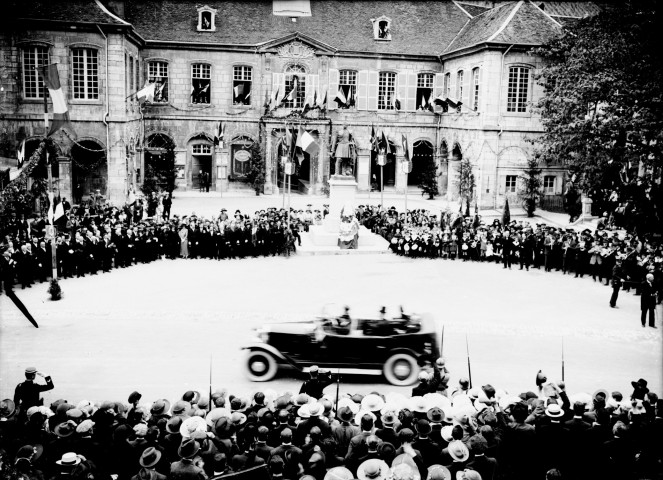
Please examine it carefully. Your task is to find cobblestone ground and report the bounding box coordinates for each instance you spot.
[1,252,660,406]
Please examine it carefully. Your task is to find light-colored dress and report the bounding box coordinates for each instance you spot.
[179,227,189,258]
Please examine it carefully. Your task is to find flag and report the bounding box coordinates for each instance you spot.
[299,127,320,156]
[318,90,327,111]
[433,93,447,105]
[334,87,347,107]
[233,83,245,100]
[17,139,25,168]
[502,198,511,225]
[380,131,389,152]
[47,191,55,225]
[284,124,293,156]
[54,195,65,221]
[347,88,355,107]
[214,121,225,147]
[270,86,280,110]
[370,124,378,152]
[39,64,74,137]
[263,89,270,108]
[446,97,462,109]
[283,76,299,103]
[137,82,155,104]
[392,92,401,110]
[402,134,409,161]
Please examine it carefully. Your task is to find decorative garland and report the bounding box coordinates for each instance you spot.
[0,140,47,222]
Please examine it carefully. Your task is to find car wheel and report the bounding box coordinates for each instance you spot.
[383,353,419,386]
[245,351,278,382]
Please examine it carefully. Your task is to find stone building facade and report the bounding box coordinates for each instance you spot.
[0,0,600,208]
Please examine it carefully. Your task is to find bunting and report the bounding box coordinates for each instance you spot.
[38,64,75,137]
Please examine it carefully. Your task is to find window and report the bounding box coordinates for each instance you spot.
[507,66,530,113]
[416,73,434,110]
[129,55,134,94]
[148,61,169,102]
[378,72,396,110]
[544,175,555,195]
[373,17,391,40]
[191,63,211,104]
[197,6,217,31]
[134,58,140,98]
[72,48,99,100]
[284,65,306,108]
[23,46,49,99]
[233,65,252,105]
[193,144,212,155]
[456,70,464,101]
[338,70,357,109]
[472,67,480,111]
[506,175,517,193]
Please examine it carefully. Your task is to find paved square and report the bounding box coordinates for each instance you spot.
[1,252,660,405]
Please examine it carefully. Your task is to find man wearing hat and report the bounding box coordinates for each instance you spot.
[640,273,657,328]
[14,367,54,418]
[132,447,167,480]
[299,366,335,400]
[171,439,206,480]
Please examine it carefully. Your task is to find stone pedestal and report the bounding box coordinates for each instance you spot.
[582,196,593,216]
[325,175,358,232]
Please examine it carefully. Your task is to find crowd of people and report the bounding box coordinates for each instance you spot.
[1,364,660,480]
[0,199,329,292]
[354,205,662,315]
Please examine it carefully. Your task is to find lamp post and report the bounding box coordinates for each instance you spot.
[377,152,387,209]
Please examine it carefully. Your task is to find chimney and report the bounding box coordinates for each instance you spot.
[106,0,125,18]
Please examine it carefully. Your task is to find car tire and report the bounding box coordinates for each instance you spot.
[245,351,278,382]
[383,353,419,386]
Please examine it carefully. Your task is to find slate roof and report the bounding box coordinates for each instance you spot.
[8,0,127,26]
[491,1,561,44]
[121,0,470,56]
[444,2,517,53]
[456,2,491,18]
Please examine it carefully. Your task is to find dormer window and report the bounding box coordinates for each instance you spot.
[372,16,392,40]
[197,5,217,32]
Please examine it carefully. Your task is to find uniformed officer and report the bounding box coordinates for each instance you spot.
[14,367,54,415]
[299,365,335,400]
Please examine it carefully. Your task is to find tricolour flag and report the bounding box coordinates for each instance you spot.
[39,64,75,137]
[54,195,65,221]
[370,124,378,152]
[392,92,401,110]
[433,93,447,105]
[270,86,281,110]
[47,191,55,225]
[334,87,347,107]
[380,131,389,153]
[297,126,320,157]
[17,139,25,168]
[137,82,156,104]
[446,97,462,109]
[283,76,299,103]
[214,121,225,147]
[402,134,409,161]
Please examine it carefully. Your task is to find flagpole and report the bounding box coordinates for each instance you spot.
[380,165,384,209]
[42,71,59,287]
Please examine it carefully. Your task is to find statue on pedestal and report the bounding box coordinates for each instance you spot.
[332,124,357,177]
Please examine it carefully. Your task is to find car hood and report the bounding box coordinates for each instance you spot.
[258,320,317,335]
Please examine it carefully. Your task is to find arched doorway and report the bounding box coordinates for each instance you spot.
[144,133,176,193]
[371,140,396,190]
[230,135,254,182]
[189,134,214,191]
[411,140,434,186]
[71,139,106,203]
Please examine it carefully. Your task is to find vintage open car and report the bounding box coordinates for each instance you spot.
[242,306,440,386]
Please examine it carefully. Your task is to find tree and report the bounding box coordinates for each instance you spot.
[418,156,439,199]
[246,141,266,195]
[518,157,543,217]
[456,158,475,213]
[533,1,662,232]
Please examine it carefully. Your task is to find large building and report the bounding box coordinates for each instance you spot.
[0,0,600,207]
